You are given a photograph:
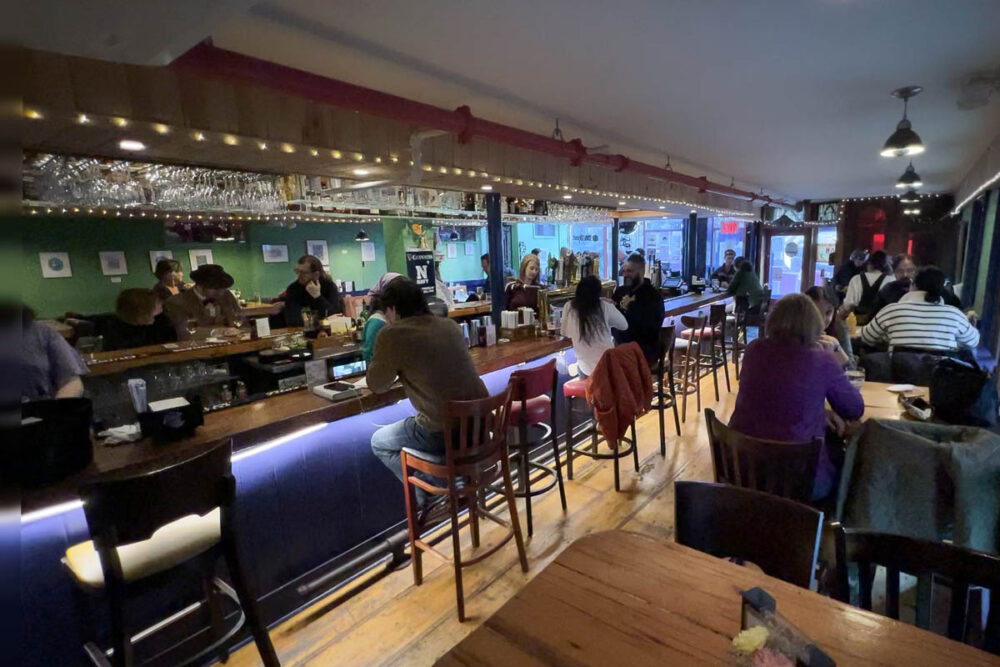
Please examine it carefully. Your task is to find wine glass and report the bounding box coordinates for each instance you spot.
[186,318,198,338]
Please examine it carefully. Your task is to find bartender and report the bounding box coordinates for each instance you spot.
[164,264,241,340]
[503,253,542,311]
[283,254,343,327]
[710,249,737,286]
[13,304,88,400]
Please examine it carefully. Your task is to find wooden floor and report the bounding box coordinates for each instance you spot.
[225,371,737,667]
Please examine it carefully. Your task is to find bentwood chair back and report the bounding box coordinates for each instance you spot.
[704,408,821,504]
[675,481,823,589]
[835,527,1000,654]
[675,314,707,423]
[400,387,528,622]
[68,439,279,667]
[652,325,682,455]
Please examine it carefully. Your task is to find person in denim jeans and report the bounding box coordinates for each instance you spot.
[367,278,488,511]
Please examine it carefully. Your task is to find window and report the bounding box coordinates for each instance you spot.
[708,219,746,274]
[813,226,838,287]
[643,219,686,275]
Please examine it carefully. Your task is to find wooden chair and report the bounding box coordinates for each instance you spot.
[672,314,707,423]
[678,303,731,401]
[704,408,822,504]
[675,481,824,589]
[651,325,682,455]
[63,439,279,667]
[400,387,528,622]
[835,527,1000,654]
[505,359,566,537]
[563,370,641,493]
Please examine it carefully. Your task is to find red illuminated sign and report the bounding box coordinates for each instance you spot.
[721,221,739,235]
[872,234,885,251]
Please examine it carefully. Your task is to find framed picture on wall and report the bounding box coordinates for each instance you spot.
[99,251,128,276]
[261,244,289,263]
[149,250,173,273]
[189,249,214,269]
[39,252,72,279]
[306,240,329,267]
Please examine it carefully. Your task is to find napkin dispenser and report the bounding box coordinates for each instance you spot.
[138,395,204,443]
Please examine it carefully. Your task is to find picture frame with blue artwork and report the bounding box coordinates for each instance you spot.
[39,252,72,279]
[99,251,128,276]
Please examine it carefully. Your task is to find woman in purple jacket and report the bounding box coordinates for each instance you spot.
[729,293,864,500]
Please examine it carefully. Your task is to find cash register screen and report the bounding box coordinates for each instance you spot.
[662,276,683,288]
[332,359,366,380]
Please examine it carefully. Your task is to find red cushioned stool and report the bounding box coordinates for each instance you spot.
[496,359,565,537]
[562,366,639,492]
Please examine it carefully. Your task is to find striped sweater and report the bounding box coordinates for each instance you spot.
[860,291,979,351]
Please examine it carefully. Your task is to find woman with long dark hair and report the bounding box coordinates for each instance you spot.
[805,286,854,368]
[561,275,627,377]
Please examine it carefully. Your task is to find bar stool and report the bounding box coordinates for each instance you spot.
[677,303,731,401]
[672,314,707,423]
[563,374,640,492]
[650,325,682,455]
[503,359,566,537]
[728,296,750,379]
[400,387,528,622]
[63,439,279,667]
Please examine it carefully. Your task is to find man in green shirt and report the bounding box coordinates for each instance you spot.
[367,278,488,510]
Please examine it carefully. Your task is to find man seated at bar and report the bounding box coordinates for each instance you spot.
[612,253,665,367]
[151,258,188,303]
[13,303,88,400]
[283,254,343,327]
[164,264,241,340]
[504,254,542,311]
[710,249,737,286]
[103,288,177,350]
[367,277,488,514]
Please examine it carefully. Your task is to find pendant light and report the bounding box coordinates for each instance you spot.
[895,162,923,189]
[899,189,920,204]
[354,229,370,242]
[880,86,925,158]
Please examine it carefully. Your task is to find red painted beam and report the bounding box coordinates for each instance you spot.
[174,43,795,208]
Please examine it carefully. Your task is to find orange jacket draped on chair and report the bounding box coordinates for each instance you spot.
[585,342,653,445]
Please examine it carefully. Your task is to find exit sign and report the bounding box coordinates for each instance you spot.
[721,221,739,235]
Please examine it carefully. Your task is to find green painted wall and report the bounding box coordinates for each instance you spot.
[16,216,386,318]
[379,217,488,284]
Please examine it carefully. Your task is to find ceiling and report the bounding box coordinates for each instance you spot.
[20,0,1000,202]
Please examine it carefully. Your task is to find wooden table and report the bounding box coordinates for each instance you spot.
[438,531,1000,666]
[860,381,927,421]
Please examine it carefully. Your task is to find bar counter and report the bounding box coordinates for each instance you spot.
[661,289,729,318]
[24,335,571,514]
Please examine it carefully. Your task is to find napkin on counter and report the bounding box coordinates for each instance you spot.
[97,423,142,445]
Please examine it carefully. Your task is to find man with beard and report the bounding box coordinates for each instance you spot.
[612,253,665,367]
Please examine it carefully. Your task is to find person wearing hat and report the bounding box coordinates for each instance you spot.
[164,264,241,340]
[362,272,401,363]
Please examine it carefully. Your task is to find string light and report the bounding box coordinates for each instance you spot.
[76,114,90,124]
[24,108,43,120]
[281,143,296,154]
[331,150,343,159]
[192,131,206,142]
[223,135,239,146]
[309,148,319,157]
[111,117,128,128]
[153,124,170,135]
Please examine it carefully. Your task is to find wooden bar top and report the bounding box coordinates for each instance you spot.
[448,302,492,319]
[24,335,571,514]
[83,328,306,376]
[661,290,729,318]
[439,531,1000,666]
